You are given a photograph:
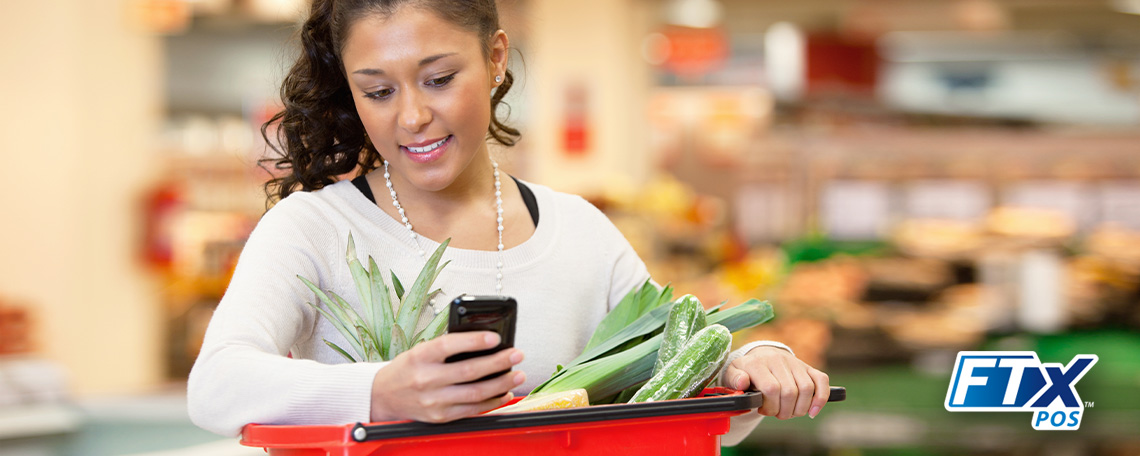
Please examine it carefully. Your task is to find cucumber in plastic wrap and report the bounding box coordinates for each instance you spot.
[653,294,706,375]
[629,324,731,403]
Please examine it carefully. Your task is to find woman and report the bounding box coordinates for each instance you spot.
[187,0,830,438]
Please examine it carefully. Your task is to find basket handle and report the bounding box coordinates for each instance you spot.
[745,386,845,402]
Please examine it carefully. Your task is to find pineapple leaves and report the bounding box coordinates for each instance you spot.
[324,340,358,363]
[299,232,452,363]
[346,234,373,325]
[390,324,409,356]
[306,300,367,357]
[331,293,367,330]
[412,287,445,334]
[396,239,450,334]
[356,325,382,362]
[368,256,395,360]
[414,306,449,345]
[298,275,365,344]
[391,272,405,301]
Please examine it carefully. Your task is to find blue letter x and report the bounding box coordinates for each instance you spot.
[1030,356,1096,408]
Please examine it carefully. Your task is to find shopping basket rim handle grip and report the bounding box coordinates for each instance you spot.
[744,386,845,402]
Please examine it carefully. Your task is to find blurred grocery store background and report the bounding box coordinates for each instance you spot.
[2,0,1140,454]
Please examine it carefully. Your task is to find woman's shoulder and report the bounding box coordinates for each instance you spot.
[255,180,359,235]
[263,182,335,217]
[519,180,607,218]
[519,179,622,235]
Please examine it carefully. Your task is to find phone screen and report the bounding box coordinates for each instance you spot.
[455,309,512,336]
[444,295,517,382]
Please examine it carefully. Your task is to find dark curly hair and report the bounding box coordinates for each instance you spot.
[260,0,520,206]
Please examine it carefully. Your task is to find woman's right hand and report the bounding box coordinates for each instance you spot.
[370,331,526,423]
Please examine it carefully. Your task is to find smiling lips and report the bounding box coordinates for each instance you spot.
[401,135,452,164]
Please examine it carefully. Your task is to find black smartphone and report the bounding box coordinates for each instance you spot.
[443,295,517,382]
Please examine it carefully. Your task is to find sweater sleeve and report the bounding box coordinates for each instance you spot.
[187,196,384,437]
[592,210,652,311]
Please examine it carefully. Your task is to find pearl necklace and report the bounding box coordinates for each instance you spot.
[382,159,505,293]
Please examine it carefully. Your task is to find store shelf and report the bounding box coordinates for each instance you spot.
[0,403,83,440]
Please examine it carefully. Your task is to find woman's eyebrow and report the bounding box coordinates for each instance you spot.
[351,53,459,75]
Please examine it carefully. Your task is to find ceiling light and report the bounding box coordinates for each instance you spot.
[665,0,723,29]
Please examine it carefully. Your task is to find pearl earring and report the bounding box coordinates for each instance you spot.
[495,75,503,83]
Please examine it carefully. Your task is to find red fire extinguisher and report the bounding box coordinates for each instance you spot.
[562,83,589,156]
[141,180,185,272]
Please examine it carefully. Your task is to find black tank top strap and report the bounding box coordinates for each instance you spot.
[351,174,539,227]
[512,176,540,228]
[351,175,376,204]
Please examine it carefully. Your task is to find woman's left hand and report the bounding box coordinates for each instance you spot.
[723,346,830,420]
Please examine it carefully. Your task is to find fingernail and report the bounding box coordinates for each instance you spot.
[514,371,526,385]
[809,406,821,419]
[485,332,500,345]
[503,392,514,403]
[733,374,747,390]
[509,350,524,364]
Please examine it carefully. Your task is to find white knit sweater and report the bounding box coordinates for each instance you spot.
[187,178,778,441]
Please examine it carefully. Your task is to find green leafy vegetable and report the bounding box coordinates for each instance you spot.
[298,232,450,362]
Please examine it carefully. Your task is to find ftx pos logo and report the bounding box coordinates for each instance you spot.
[945,352,1098,430]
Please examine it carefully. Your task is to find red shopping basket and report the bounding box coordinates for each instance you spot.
[240,386,845,456]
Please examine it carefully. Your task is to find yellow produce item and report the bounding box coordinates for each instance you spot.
[487,389,589,414]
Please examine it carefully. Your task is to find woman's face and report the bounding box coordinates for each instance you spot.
[341,6,507,192]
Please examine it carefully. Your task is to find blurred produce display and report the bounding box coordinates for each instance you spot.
[600,171,1140,454]
[598,161,1140,374]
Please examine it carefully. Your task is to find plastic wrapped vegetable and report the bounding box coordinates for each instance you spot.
[653,294,706,374]
[629,324,731,403]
